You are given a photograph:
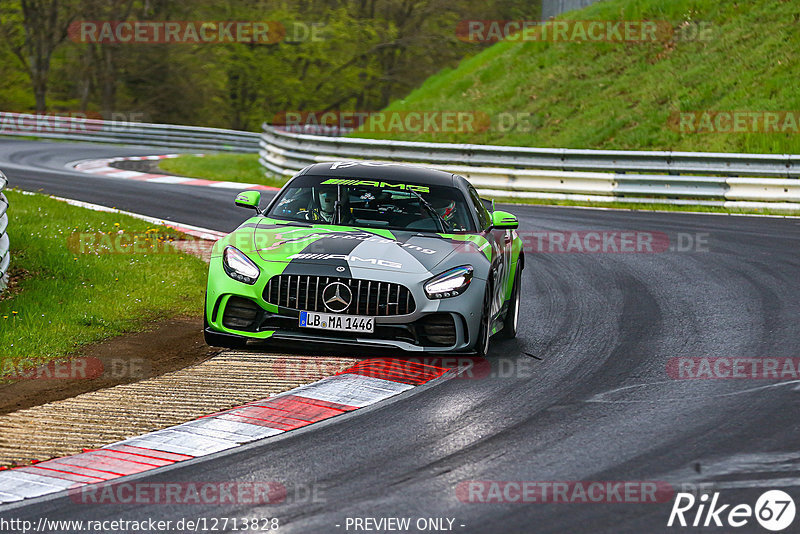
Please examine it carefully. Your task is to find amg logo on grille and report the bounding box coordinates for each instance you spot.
[289,253,403,269]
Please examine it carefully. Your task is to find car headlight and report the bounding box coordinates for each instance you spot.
[223,246,260,284]
[425,265,473,299]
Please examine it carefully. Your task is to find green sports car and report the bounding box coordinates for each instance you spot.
[204,161,524,355]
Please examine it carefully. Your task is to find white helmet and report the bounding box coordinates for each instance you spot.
[315,186,339,222]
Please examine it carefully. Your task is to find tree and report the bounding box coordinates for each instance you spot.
[1,0,77,111]
[76,0,135,115]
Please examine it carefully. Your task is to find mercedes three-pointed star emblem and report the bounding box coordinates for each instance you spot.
[322,282,353,313]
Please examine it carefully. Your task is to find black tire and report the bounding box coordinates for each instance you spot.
[474,285,492,356]
[499,267,521,340]
[204,300,248,349]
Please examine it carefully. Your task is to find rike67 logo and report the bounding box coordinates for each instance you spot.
[668,490,796,531]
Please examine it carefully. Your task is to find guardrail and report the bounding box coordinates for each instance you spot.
[0,171,9,293]
[259,125,800,209]
[0,112,260,153]
[542,0,602,19]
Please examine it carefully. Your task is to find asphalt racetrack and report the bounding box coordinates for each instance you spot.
[1,139,799,533]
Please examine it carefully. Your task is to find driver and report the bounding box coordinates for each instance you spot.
[306,185,349,223]
[432,198,457,229]
[435,199,457,223]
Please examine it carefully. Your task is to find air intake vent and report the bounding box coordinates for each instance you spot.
[222,297,262,331]
[418,314,456,346]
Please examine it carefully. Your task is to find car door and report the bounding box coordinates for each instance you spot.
[467,186,510,322]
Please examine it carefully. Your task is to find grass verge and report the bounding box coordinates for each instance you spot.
[0,190,208,370]
[354,0,800,155]
[158,153,288,189]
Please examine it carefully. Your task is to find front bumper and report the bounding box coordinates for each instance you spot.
[205,257,485,353]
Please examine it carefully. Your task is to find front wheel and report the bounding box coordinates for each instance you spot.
[474,286,492,356]
[499,267,521,340]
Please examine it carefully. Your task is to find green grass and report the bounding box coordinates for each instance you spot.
[354,0,800,154]
[159,153,287,189]
[0,191,208,370]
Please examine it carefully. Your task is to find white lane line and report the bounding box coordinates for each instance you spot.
[25,192,227,241]
[101,170,142,178]
[141,176,194,184]
[587,379,800,404]
[207,181,264,189]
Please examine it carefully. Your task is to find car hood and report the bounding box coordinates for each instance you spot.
[248,221,481,275]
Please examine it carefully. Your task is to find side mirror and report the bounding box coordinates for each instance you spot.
[491,210,518,230]
[235,191,262,213]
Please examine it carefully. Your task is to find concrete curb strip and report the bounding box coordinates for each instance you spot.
[71,154,278,192]
[0,358,455,504]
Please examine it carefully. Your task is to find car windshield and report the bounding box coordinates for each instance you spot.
[266,175,476,233]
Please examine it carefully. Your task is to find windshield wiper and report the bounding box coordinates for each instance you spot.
[407,188,450,234]
[275,220,313,227]
[411,232,452,240]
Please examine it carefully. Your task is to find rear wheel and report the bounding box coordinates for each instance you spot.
[499,267,521,340]
[474,286,492,356]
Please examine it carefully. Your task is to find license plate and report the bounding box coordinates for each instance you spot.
[299,311,375,333]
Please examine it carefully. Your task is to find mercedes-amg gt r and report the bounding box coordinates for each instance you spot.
[204,161,523,355]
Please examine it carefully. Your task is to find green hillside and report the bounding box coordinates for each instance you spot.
[354,0,800,154]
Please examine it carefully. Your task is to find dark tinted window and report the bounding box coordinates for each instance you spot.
[468,186,492,230]
[267,175,476,233]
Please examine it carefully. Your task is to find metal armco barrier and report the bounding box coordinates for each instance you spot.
[541,0,603,20]
[0,112,260,153]
[0,171,10,293]
[259,125,800,209]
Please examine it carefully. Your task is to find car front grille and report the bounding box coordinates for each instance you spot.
[263,275,416,316]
